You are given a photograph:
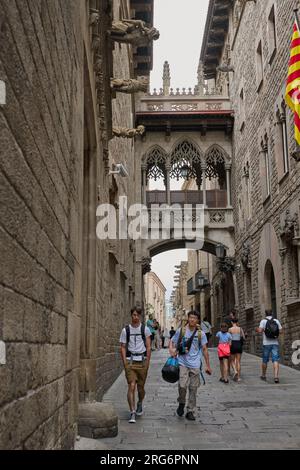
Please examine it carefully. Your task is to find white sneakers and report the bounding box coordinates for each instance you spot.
[128,412,136,423]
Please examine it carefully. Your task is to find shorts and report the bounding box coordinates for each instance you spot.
[125,360,148,386]
[219,356,230,361]
[262,344,280,364]
[231,340,243,355]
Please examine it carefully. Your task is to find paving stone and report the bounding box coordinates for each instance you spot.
[81,350,300,450]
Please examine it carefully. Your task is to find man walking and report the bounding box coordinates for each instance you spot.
[169,326,175,339]
[224,309,237,328]
[256,310,282,383]
[169,311,212,421]
[120,307,152,423]
[146,314,155,351]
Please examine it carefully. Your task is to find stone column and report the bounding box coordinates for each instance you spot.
[210,289,215,327]
[141,164,147,205]
[201,163,207,207]
[165,159,171,205]
[293,238,300,295]
[225,163,232,208]
[232,272,239,311]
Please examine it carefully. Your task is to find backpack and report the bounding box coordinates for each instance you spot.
[177,324,203,355]
[264,318,280,339]
[125,324,146,358]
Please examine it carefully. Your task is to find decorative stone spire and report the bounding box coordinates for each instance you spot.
[194,58,205,96]
[162,61,171,96]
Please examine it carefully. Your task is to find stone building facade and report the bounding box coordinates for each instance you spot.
[201,0,300,366]
[144,272,166,328]
[171,261,189,327]
[0,0,154,450]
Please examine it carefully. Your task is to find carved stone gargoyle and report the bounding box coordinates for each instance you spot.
[111,77,149,94]
[113,125,145,139]
[241,242,252,270]
[89,9,99,26]
[281,209,299,244]
[109,19,160,46]
[141,257,152,276]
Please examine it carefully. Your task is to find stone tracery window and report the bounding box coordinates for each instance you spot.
[145,146,167,182]
[205,146,226,187]
[170,140,202,181]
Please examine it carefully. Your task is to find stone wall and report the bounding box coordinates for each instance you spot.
[0,0,85,449]
[228,0,300,367]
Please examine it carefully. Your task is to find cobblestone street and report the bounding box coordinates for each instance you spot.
[77,349,300,450]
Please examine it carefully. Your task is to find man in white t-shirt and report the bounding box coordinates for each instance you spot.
[120,307,151,423]
[256,310,283,384]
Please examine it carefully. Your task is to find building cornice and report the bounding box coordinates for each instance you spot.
[130,0,155,76]
[145,271,167,293]
[200,0,232,79]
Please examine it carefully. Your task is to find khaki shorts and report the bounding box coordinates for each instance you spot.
[125,361,148,386]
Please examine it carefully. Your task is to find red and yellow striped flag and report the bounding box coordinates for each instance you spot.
[286,20,300,145]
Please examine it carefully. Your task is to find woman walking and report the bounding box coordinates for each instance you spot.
[216,323,232,384]
[229,318,245,382]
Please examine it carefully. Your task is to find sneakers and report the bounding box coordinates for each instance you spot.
[185,411,196,421]
[128,412,136,423]
[136,402,143,416]
[176,403,185,417]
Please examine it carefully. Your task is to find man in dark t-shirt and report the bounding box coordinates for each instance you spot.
[169,327,175,339]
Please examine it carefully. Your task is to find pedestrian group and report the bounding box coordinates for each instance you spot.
[119,307,282,423]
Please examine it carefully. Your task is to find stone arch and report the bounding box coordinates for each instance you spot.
[147,237,229,258]
[204,144,230,189]
[204,143,231,163]
[258,223,282,319]
[264,260,278,317]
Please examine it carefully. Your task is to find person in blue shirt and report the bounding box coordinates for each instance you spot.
[216,323,232,384]
[169,311,212,421]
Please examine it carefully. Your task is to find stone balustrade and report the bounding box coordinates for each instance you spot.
[147,87,228,98]
[136,93,232,114]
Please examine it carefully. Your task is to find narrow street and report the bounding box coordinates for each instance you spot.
[77,350,300,450]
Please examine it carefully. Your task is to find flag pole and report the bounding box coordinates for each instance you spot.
[294,8,300,31]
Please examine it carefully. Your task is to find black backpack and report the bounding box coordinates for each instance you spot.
[264,318,280,339]
[125,324,146,358]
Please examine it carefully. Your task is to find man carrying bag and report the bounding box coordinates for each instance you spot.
[169,311,212,421]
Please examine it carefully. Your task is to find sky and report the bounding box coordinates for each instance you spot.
[149,0,210,302]
[151,0,210,91]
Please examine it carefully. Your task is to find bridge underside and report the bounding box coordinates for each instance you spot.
[148,238,225,258]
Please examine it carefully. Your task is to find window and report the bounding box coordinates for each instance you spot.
[244,270,253,305]
[265,149,271,197]
[244,162,251,220]
[261,136,271,199]
[239,88,245,130]
[277,105,290,175]
[256,41,263,90]
[268,5,277,62]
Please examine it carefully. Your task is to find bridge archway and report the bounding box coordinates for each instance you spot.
[148,238,228,258]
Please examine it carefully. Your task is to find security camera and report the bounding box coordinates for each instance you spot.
[216,64,235,73]
[109,163,129,177]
